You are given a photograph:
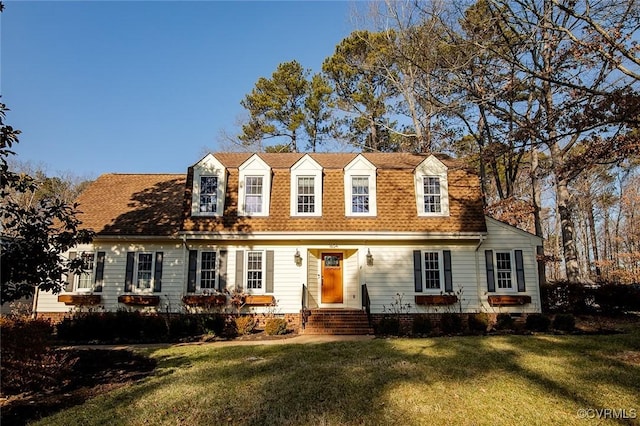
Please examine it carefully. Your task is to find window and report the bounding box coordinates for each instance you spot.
[423,177,442,213]
[200,251,217,290]
[246,251,264,292]
[297,176,315,213]
[136,253,154,291]
[423,252,441,290]
[351,177,369,213]
[496,252,513,289]
[76,253,95,291]
[238,154,271,216]
[244,176,263,214]
[199,176,218,213]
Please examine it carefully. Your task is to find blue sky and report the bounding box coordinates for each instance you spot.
[2,1,358,178]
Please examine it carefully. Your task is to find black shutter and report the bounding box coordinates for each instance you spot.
[218,250,228,291]
[187,250,198,293]
[94,252,105,292]
[413,250,423,292]
[443,250,453,293]
[154,252,163,292]
[266,250,274,293]
[66,252,77,292]
[485,250,495,292]
[235,250,244,291]
[515,250,526,292]
[125,252,135,292]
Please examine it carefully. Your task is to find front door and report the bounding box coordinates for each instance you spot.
[321,253,343,304]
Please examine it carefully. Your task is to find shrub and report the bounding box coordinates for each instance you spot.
[525,313,551,332]
[264,318,287,335]
[376,317,401,335]
[235,315,256,335]
[495,313,515,330]
[201,314,227,336]
[552,313,575,332]
[168,314,201,339]
[440,313,463,334]
[540,281,594,314]
[412,315,433,336]
[594,284,640,315]
[467,313,489,334]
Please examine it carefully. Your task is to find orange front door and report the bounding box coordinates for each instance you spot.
[321,253,343,303]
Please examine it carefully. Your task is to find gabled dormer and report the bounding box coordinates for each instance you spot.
[191,154,227,217]
[238,154,271,217]
[290,155,323,217]
[414,155,449,217]
[344,154,377,217]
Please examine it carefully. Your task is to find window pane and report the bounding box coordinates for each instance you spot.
[352,177,369,213]
[297,177,315,213]
[496,252,512,289]
[245,177,263,213]
[200,176,218,213]
[247,251,263,289]
[423,252,441,289]
[200,251,217,289]
[423,177,441,213]
[77,253,95,289]
[137,253,153,290]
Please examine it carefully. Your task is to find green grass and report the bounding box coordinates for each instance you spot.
[35,330,640,426]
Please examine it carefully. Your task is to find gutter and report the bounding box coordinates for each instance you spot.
[474,235,487,312]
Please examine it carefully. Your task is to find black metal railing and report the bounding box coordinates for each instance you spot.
[362,283,371,326]
[301,283,309,329]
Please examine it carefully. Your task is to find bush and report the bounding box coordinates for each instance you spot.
[525,313,551,332]
[201,314,227,336]
[235,315,256,335]
[540,281,594,314]
[264,318,287,335]
[440,313,463,334]
[594,284,640,315]
[467,313,489,334]
[412,315,433,335]
[495,313,515,330]
[376,317,401,335]
[552,313,575,332]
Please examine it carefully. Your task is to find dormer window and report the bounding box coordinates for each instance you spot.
[192,154,226,217]
[415,155,449,217]
[238,154,271,217]
[344,155,377,217]
[290,155,322,217]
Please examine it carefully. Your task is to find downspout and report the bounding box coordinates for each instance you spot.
[31,286,40,319]
[182,234,189,305]
[474,235,486,311]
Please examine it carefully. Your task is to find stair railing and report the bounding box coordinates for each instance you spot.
[301,283,310,329]
[361,283,371,326]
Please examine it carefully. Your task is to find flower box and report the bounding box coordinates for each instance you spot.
[414,295,458,306]
[118,295,160,306]
[488,295,532,306]
[244,295,276,306]
[57,294,102,306]
[182,294,227,307]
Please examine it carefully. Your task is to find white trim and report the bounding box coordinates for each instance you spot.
[196,250,219,293]
[419,250,445,294]
[494,250,517,293]
[181,231,487,241]
[291,155,323,217]
[415,155,449,217]
[133,252,155,294]
[75,252,97,293]
[238,155,271,217]
[191,154,226,217]
[344,155,377,217]
[245,250,266,295]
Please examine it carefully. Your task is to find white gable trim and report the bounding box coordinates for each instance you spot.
[344,154,377,217]
[191,154,226,217]
[290,155,323,217]
[238,154,271,217]
[414,155,449,217]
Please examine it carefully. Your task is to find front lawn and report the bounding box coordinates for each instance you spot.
[35,330,640,425]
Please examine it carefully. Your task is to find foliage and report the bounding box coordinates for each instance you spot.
[382,292,411,315]
[525,313,551,332]
[552,314,576,332]
[411,314,433,336]
[495,313,515,330]
[57,311,168,343]
[541,280,640,315]
[467,313,489,334]
[439,313,463,334]
[1,101,94,303]
[264,318,287,336]
[375,317,401,336]
[234,315,257,336]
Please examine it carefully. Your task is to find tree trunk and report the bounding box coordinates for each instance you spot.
[553,161,580,283]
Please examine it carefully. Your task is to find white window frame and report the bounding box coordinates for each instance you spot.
[290,155,323,217]
[75,252,97,293]
[245,250,265,294]
[344,155,377,217]
[192,154,226,217]
[415,155,449,217]
[199,176,219,214]
[197,250,218,292]
[238,155,271,217]
[134,252,155,293]
[420,250,445,293]
[495,251,516,292]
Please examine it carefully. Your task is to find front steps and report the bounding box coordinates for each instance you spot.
[301,309,374,335]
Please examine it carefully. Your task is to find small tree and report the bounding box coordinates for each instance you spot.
[1,101,94,304]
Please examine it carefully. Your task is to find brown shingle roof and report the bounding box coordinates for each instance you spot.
[76,174,186,236]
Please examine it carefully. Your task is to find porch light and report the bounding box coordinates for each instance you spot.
[366,248,374,266]
[294,249,303,267]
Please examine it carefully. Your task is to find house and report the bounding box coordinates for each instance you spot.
[34,152,543,333]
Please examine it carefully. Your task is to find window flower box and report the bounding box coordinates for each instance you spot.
[244,295,275,306]
[488,295,531,306]
[118,295,160,306]
[57,294,102,306]
[182,294,227,307]
[414,294,458,306]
